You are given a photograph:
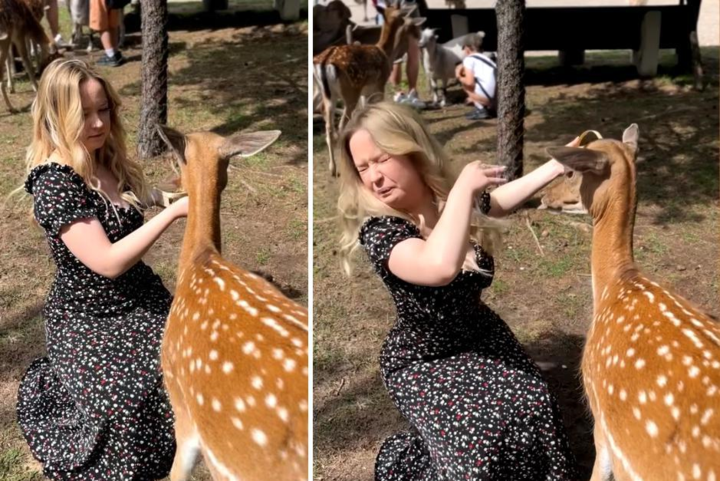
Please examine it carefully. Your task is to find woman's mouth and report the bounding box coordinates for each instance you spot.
[376,187,393,196]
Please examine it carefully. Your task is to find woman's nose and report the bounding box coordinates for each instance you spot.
[369,164,383,183]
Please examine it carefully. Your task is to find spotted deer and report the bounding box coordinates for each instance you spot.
[0,0,58,113]
[548,125,720,481]
[157,126,309,481]
[313,5,424,175]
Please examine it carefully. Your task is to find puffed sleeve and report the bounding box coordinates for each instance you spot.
[25,163,98,237]
[359,216,422,271]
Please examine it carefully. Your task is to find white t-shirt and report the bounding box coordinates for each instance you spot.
[462,53,497,110]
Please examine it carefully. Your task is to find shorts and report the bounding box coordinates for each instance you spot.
[90,0,121,31]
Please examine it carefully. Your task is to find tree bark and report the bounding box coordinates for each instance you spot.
[137,0,169,160]
[495,0,525,181]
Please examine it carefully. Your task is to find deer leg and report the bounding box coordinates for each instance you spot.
[168,406,200,481]
[440,78,448,107]
[16,39,38,93]
[322,92,337,176]
[5,53,13,94]
[339,91,359,133]
[0,41,17,114]
[590,423,613,481]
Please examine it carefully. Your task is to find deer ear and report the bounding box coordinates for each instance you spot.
[399,3,417,17]
[376,5,386,18]
[156,125,187,164]
[622,123,639,154]
[219,130,281,159]
[411,17,426,27]
[546,146,609,175]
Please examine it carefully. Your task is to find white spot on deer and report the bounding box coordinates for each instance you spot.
[212,398,222,412]
[252,429,267,447]
[639,391,647,404]
[701,409,714,425]
[267,304,281,313]
[689,366,701,378]
[608,384,614,395]
[231,417,244,430]
[657,375,668,387]
[252,376,263,390]
[658,346,670,356]
[209,350,218,361]
[646,420,659,437]
[243,341,256,355]
[196,393,204,406]
[633,407,642,420]
[238,300,259,317]
[299,400,308,412]
[210,331,219,342]
[278,407,289,423]
[643,291,655,303]
[635,359,646,369]
[213,277,225,291]
[672,406,680,420]
[234,397,246,412]
[619,389,627,401]
[627,348,636,357]
[277,378,285,390]
[272,348,284,360]
[693,464,701,479]
[665,393,674,406]
[283,358,297,372]
[223,362,234,374]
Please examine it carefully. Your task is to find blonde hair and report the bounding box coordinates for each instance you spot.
[337,102,504,275]
[22,58,150,213]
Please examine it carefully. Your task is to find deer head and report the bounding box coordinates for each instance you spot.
[546,124,639,220]
[156,126,281,198]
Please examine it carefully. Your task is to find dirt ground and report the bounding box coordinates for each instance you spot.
[0,5,307,481]
[313,50,720,480]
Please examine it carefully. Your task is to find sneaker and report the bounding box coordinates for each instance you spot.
[97,52,125,67]
[404,90,427,110]
[53,34,71,48]
[466,108,492,120]
[393,91,408,103]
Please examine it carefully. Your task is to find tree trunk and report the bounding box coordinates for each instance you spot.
[495,0,525,181]
[137,0,169,160]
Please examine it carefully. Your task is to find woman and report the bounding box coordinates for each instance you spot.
[337,102,580,480]
[16,58,185,480]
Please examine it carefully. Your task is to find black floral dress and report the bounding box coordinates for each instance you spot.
[16,162,176,481]
[359,195,579,481]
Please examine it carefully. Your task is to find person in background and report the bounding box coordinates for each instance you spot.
[456,33,497,120]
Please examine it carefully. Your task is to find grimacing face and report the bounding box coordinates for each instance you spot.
[79,78,111,156]
[349,129,429,211]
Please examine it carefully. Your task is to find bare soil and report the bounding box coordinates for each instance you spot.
[313,49,720,480]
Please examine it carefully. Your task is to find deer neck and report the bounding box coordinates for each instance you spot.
[376,24,399,59]
[179,176,222,274]
[590,165,638,306]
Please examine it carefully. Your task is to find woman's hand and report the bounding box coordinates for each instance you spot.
[456,162,507,195]
[166,196,189,219]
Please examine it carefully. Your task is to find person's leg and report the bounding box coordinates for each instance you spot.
[406,35,419,94]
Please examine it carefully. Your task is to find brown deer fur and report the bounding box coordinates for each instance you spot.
[313,5,424,175]
[158,126,309,481]
[0,0,57,113]
[548,125,720,481]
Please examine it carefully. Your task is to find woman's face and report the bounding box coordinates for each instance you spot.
[79,78,111,156]
[349,129,428,211]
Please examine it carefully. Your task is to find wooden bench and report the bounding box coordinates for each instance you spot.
[416,0,702,77]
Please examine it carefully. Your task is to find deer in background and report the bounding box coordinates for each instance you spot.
[0,0,58,113]
[313,5,424,176]
[537,170,586,214]
[548,125,720,481]
[157,126,309,481]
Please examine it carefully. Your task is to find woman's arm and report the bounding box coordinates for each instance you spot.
[59,197,188,279]
[487,137,581,217]
[387,164,506,287]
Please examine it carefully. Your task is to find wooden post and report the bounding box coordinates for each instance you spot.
[495,0,525,181]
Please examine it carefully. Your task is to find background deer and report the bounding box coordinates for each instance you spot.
[548,125,720,481]
[0,0,58,113]
[313,5,424,176]
[157,126,309,481]
[537,170,586,214]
